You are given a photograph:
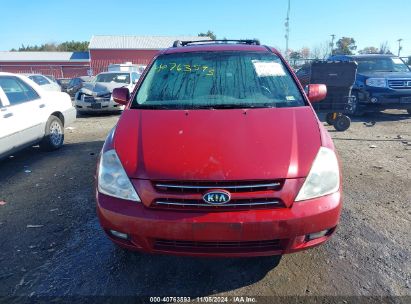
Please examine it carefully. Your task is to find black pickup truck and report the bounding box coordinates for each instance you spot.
[297,54,411,115]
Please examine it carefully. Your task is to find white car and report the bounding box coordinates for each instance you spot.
[74,71,140,113]
[0,72,76,159]
[26,74,61,92]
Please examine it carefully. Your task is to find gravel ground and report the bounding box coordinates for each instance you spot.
[0,110,410,303]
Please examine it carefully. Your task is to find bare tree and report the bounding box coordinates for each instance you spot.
[311,46,321,60]
[379,41,392,54]
[311,41,331,59]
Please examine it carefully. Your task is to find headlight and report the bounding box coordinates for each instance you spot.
[98,149,141,202]
[365,78,387,88]
[295,147,340,202]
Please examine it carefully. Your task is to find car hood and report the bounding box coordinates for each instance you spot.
[359,71,411,78]
[81,82,127,95]
[113,107,322,180]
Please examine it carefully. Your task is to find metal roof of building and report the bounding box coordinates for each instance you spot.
[0,52,90,62]
[89,35,211,50]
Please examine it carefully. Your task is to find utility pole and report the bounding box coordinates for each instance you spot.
[285,0,291,60]
[330,34,336,56]
[397,39,403,57]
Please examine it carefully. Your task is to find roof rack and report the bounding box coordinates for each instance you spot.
[172,39,261,48]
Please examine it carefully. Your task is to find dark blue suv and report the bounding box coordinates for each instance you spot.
[328,54,411,115]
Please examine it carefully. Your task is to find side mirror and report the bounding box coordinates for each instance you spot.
[112,88,130,105]
[307,84,327,103]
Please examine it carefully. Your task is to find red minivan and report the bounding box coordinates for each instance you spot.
[96,40,342,259]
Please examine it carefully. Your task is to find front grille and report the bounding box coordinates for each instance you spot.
[154,198,283,210]
[82,94,111,102]
[388,79,411,89]
[154,180,283,193]
[82,95,95,102]
[151,180,284,210]
[154,239,282,253]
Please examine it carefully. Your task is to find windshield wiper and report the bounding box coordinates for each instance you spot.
[134,104,278,110]
[371,70,395,72]
[196,104,277,109]
[136,105,176,110]
[206,104,242,109]
[248,104,277,108]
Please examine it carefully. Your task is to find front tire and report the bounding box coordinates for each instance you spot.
[39,116,64,151]
[334,115,351,132]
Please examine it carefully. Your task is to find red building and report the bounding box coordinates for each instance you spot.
[0,51,90,78]
[0,35,208,78]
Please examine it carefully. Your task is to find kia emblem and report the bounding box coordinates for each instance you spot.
[203,190,231,205]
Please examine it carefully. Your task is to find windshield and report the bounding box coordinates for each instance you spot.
[95,73,130,84]
[28,75,50,86]
[356,57,410,73]
[132,51,305,109]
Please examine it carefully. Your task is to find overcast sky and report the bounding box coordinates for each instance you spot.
[0,0,410,57]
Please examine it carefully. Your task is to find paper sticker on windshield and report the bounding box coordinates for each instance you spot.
[392,58,403,64]
[117,75,127,80]
[253,61,286,77]
[286,96,296,101]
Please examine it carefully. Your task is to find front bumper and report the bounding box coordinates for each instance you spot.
[75,98,124,112]
[357,87,411,110]
[97,190,342,257]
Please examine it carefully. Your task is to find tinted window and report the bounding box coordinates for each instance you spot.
[28,75,50,86]
[0,77,40,105]
[355,57,410,73]
[133,51,305,109]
